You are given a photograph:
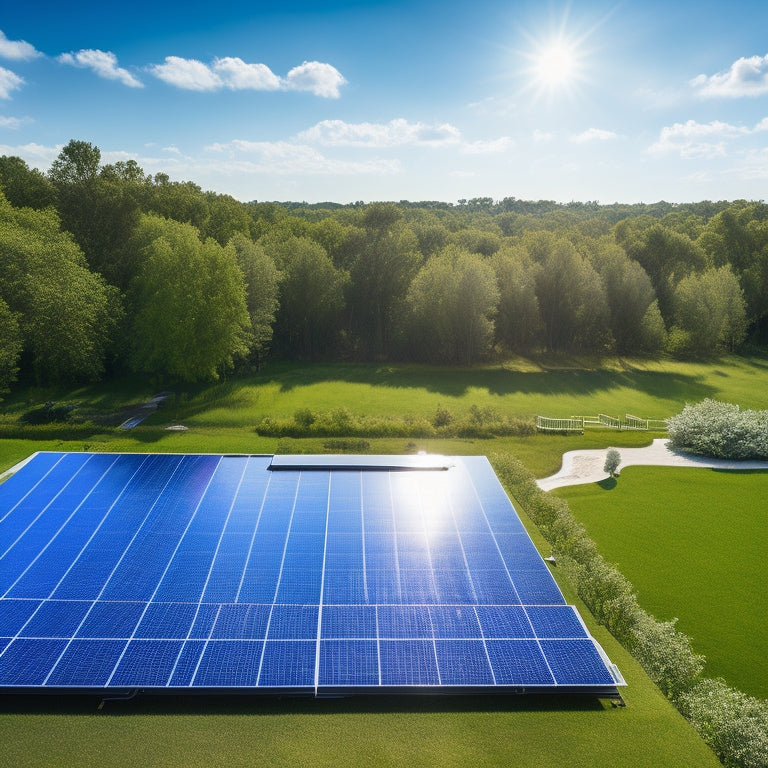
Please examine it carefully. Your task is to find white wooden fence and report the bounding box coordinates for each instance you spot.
[536,414,667,432]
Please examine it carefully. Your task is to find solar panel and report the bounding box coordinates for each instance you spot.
[0,452,624,697]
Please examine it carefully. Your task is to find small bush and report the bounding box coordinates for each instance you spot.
[433,403,453,428]
[603,448,621,477]
[667,399,768,460]
[294,408,316,429]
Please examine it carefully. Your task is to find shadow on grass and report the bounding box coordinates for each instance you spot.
[0,691,608,716]
[597,477,618,491]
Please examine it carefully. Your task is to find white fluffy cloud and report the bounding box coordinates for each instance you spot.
[58,49,143,88]
[648,119,755,158]
[149,56,345,97]
[283,61,346,98]
[149,56,221,91]
[571,128,617,143]
[691,54,768,98]
[297,118,461,147]
[0,66,24,99]
[0,30,41,61]
[212,57,281,91]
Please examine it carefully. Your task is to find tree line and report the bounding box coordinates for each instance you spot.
[1,139,767,391]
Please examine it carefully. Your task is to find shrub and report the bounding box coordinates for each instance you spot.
[294,408,316,429]
[679,679,768,768]
[433,403,453,428]
[667,399,768,460]
[629,613,705,700]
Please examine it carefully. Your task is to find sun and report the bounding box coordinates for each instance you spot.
[532,39,579,89]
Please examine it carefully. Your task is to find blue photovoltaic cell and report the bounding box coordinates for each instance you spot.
[0,452,622,695]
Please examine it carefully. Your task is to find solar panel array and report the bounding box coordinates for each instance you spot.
[0,452,622,695]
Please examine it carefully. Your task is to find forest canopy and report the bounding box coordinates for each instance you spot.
[1,139,767,391]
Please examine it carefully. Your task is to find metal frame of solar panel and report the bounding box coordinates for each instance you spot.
[0,452,624,699]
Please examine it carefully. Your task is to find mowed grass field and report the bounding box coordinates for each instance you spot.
[1,354,766,767]
[555,467,768,699]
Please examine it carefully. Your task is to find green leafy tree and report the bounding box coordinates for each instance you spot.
[603,448,621,477]
[620,223,708,322]
[592,240,660,354]
[229,233,280,365]
[47,140,144,289]
[347,203,422,357]
[671,266,747,356]
[0,297,22,397]
[529,232,612,352]
[490,247,542,352]
[266,235,348,358]
[127,215,251,382]
[0,155,57,210]
[0,191,121,383]
[405,245,499,364]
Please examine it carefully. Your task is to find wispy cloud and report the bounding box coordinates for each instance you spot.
[149,56,345,98]
[58,49,143,88]
[571,128,617,143]
[532,129,555,144]
[461,136,515,154]
[0,141,60,168]
[0,30,42,61]
[0,114,31,129]
[0,67,24,99]
[297,118,461,147]
[205,139,398,174]
[647,119,757,158]
[691,54,768,98]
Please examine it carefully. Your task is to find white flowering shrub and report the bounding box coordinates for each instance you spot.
[667,399,768,460]
[679,679,768,768]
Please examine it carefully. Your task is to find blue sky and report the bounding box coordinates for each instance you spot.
[1,0,767,203]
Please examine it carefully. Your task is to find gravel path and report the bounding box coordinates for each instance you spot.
[536,438,768,491]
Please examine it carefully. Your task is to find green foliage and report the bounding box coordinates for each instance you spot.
[667,399,768,459]
[679,679,768,768]
[629,614,706,700]
[0,192,121,383]
[490,247,542,352]
[603,448,621,476]
[406,245,499,364]
[229,233,280,363]
[0,297,22,397]
[672,267,748,356]
[127,215,251,382]
[265,235,348,357]
[0,155,57,209]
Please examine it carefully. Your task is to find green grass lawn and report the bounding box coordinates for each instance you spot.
[2,355,766,767]
[556,467,768,699]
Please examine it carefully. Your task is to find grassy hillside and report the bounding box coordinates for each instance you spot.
[556,467,768,699]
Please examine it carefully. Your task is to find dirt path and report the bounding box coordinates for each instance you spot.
[537,438,768,491]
